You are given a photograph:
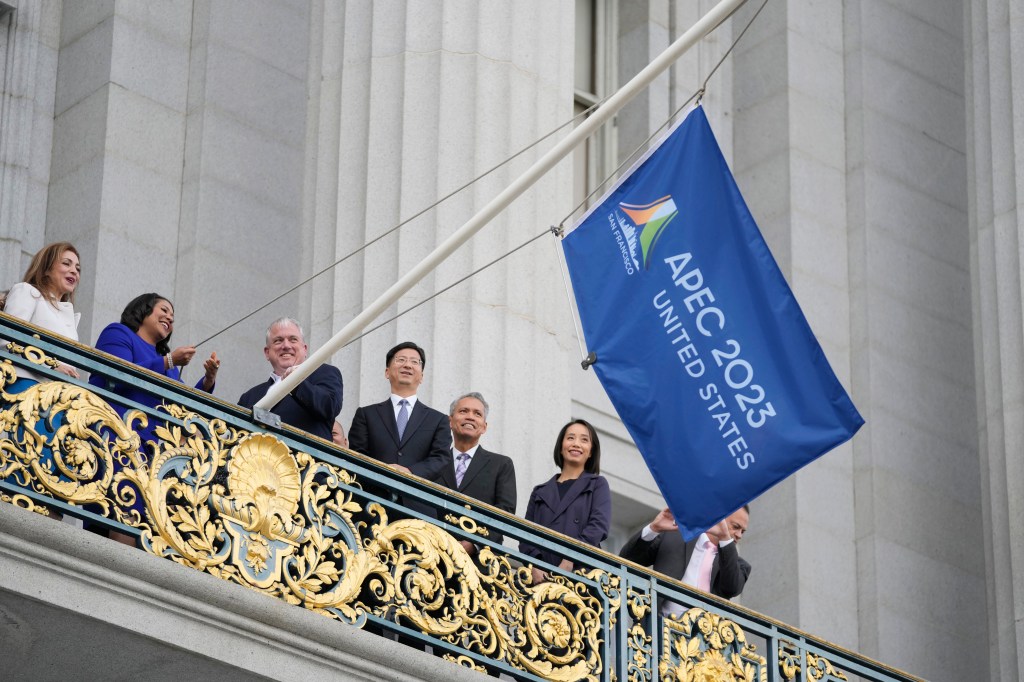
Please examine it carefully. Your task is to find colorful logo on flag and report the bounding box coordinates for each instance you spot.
[607,196,680,275]
[620,196,678,269]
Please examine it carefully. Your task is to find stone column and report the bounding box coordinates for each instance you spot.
[845,2,985,678]
[173,0,314,383]
[0,0,60,277]
[966,1,1024,679]
[46,1,193,338]
[729,0,859,647]
[733,2,989,679]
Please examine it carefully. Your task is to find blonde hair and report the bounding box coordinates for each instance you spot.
[22,242,80,305]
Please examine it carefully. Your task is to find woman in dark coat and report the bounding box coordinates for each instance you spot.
[520,418,611,582]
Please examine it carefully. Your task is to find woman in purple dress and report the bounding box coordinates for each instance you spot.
[90,293,219,408]
[88,293,220,542]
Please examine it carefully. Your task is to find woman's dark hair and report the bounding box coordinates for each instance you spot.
[552,418,601,474]
[120,293,174,356]
[385,341,426,369]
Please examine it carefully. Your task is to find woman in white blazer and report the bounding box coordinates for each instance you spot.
[4,241,82,390]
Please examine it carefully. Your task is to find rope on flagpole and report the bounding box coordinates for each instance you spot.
[550,0,770,368]
[192,96,614,349]
[244,0,773,362]
[559,0,771,230]
[332,227,555,350]
[549,223,590,364]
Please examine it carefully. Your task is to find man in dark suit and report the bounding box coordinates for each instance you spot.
[348,341,450,481]
[620,505,751,603]
[347,341,452,647]
[434,392,517,554]
[238,318,343,442]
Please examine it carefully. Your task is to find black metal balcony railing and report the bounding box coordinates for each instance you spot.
[0,312,922,682]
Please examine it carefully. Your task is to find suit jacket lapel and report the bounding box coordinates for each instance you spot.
[552,473,592,517]
[375,399,401,445]
[458,447,488,491]
[260,378,274,400]
[534,475,561,511]
[400,400,429,446]
[436,447,458,487]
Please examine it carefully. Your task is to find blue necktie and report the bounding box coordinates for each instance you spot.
[396,399,409,439]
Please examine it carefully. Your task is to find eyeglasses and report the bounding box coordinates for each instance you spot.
[392,356,422,367]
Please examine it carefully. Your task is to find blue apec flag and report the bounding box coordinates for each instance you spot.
[562,106,863,540]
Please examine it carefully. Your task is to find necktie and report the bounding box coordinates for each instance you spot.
[396,399,409,439]
[455,452,470,487]
[697,540,718,592]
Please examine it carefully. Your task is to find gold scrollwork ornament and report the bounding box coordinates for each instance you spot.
[443,512,490,538]
[0,364,140,515]
[659,608,766,682]
[1,365,612,680]
[626,588,654,682]
[778,641,848,681]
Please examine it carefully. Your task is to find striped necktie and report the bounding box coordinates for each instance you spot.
[455,452,470,487]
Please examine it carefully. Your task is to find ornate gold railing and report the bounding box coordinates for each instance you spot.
[0,313,922,682]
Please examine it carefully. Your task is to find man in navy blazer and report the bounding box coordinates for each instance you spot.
[434,392,517,553]
[238,318,343,442]
[348,341,451,481]
[620,506,751,601]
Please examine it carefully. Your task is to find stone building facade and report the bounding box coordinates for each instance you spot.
[1,2,1020,680]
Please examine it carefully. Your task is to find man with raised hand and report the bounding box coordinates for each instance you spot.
[620,505,751,604]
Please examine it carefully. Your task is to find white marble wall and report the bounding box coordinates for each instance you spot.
[966,1,1024,679]
[45,0,194,338]
[173,0,313,391]
[730,0,861,647]
[307,1,578,516]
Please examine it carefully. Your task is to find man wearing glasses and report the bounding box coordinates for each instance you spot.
[348,341,451,481]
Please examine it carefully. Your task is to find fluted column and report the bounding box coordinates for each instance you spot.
[46,0,194,338]
[311,1,577,510]
[967,1,1024,679]
[0,0,60,278]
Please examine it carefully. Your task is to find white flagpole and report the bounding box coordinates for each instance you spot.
[256,0,748,411]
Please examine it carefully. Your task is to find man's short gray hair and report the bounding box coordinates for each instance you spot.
[265,317,305,346]
[449,392,489,420]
